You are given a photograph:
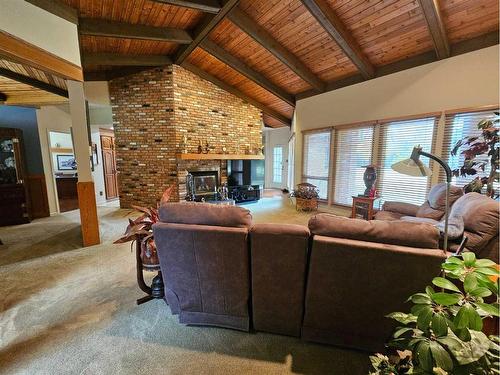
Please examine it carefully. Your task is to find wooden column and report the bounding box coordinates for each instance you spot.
[67,80,100,246]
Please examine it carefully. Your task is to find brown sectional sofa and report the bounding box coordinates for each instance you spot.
[153,193,499,351]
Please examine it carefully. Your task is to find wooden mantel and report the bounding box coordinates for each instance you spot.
[176,153,265,160]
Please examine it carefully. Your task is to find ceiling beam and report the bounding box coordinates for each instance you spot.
[0,67,68,97]
[228,8,325,92]
[175,0,240,64]
[200,40,295,106]
[151,0,221,13]
[79,18,192,44]
[296,31,499,101]
[25,0,79,24]
[82,53,172,67]
[300,0,375,79]
[182,62,291,126]
[417,0,450,59]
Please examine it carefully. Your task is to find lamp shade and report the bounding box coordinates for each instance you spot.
[391,158,432,177]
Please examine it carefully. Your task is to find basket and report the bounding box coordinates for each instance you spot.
[296,197,318,211]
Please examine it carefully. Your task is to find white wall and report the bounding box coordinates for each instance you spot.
[84,82,111,106]
[294,46,500,185]
[36,105,72,214]
[264,127,291,189]
[0,0,81,66]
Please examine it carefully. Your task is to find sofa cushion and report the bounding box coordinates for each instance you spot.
[158,202,252,228]
[308,213,440,249]
[449,192,499,253]
[374,210,405,221]
[427,183,464,210]
[382,201,420,216]
[416,201,445,220]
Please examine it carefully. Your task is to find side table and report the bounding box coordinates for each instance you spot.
[351,196,379,220]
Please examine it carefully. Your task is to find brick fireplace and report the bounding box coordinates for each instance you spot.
[109,65,263,208]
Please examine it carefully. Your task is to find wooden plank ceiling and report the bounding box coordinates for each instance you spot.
[3,0,498,126]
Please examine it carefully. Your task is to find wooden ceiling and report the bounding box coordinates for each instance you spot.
[1,0,498,126]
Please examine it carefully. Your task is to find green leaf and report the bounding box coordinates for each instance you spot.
[426,286,435,296]
[411,293,432,304]
[433,277,461,292]
[393,327,414,338]
[430,341,453,371]
[439,330,491,365]
[463,273,478,294]
[454,327,471,341]
[469,287,492,298]
[387,312,418,324]
[455,304,483,331]
[432,292,461,306]
[467,305,483,331]
[446,256,464,265]
[417,306,433,331]
[431,313,449,337]
[475,259,496,267]
[412,304,430,316]
[416,340,433,372]
[476,267,500,276]
[462,252,476,266]
[442,263,460,271]
[475,302,500,317]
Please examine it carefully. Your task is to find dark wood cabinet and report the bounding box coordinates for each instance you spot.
[0,128,30,226]
[100,132,118,200]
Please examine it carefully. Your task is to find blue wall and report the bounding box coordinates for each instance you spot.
[0,106,44,175]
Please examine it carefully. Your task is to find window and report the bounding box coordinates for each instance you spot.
[303,130,331,200]
[333,126,374,205]
[273,146,283,184]
[442,109,499,189]
[377,117,437,205]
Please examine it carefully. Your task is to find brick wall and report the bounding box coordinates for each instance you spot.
[109,65,262,207]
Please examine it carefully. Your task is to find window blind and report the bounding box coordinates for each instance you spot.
[441,109,499,190]
[333,126,374,205]
[377,117,437,205]
[303,130,331,200]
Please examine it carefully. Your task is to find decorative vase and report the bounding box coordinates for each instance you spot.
[362,165,377,197]
[140,237,160,271]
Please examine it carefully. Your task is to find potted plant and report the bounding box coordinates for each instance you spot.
[451,112,499,198]
[369,252,500,374]
[291,182,320,211]
[114,185,174,270]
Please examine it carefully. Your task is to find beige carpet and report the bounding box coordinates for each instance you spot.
[0,194,369,374]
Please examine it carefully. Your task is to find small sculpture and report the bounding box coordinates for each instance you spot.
[362,164,378,197]
[203,140,210,154]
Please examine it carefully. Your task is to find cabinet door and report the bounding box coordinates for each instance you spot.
[101,135,118,199]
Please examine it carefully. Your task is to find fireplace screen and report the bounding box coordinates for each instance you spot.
[193,175,217,195]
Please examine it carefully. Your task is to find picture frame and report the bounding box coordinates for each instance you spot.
[57,154,77,170]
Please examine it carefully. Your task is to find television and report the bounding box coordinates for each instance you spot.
[227,160,264,188]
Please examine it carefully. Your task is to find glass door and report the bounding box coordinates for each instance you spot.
[271,145,283,189]
[0,137,20,185]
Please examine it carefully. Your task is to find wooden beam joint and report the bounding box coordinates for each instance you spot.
[417,0,450,59]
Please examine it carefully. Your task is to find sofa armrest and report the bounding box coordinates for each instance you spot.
[382,201,420,216]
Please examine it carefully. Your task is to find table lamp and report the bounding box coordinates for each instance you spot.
[391,145,452,253]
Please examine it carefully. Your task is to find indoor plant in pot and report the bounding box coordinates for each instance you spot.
[114,185,174,303]
[369,252,499,374]
[291,182,320,211]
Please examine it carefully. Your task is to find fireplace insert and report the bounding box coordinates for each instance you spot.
[188,170,218,201]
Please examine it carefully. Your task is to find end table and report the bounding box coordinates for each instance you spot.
[351,196,379,220]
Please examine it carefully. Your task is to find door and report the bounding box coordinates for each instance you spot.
[271,145,284,189]
[100,135,118,199]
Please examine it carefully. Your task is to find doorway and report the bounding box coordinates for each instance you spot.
[271,145,284,189]
[100,129,118,200]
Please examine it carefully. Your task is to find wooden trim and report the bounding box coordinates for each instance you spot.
[150,0,221,13]
[327,128,336,205]
[77,181,100,247]
[333,120,377,131]
[301,126,333,134]
[176,153,264,160]
[79,18,192,44]
[0,31,83,81]
[300,0,374,79]
[82,53,172,67]
[99,128,115,137]
[375,111,442,124]
[443,105,500,115]
[417,0,450,59]
[229,8,326,92]
[200,39,295,106]
[25,0,79,24]
[50,147,74,153]
[182,62,291,126]
[174,0,241,64]
[296,31,499,101]
[0,67,68,97]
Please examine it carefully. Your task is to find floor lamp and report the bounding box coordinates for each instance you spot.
[391,145,452,253]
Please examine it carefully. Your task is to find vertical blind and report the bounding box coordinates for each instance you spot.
[303,130,331,199]
[377,117,437,205]
[441,109,499,189]
[333,126,374,205]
